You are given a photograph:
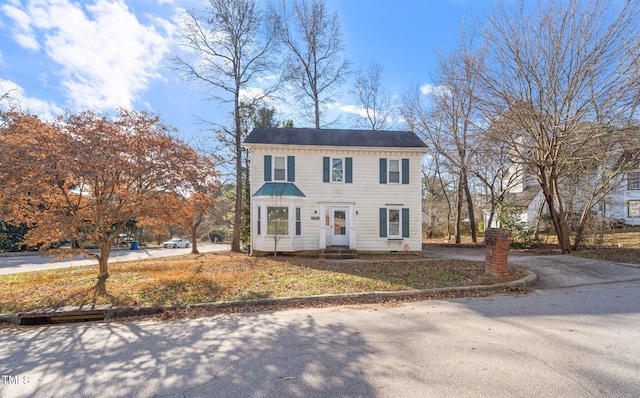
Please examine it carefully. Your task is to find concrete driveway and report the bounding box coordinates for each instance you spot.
[0,242,231,275]
[426,245,640,290]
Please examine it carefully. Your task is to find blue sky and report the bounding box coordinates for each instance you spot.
[0,0,496,147]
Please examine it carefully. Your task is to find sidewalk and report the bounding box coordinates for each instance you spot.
[0,243,231,275]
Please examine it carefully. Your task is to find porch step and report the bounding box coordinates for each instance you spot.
[319,247,357,260]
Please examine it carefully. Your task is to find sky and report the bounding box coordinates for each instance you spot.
[0,0,497,149]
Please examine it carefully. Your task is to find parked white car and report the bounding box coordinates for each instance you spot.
[162,238,190,248]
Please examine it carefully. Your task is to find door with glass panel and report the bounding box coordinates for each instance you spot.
[330,207,349,246]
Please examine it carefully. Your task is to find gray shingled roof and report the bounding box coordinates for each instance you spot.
[506,186,541,208]
[244,127,427,148]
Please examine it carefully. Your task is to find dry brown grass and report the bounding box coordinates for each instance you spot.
[596,227,640,248]
[0,252,527,313]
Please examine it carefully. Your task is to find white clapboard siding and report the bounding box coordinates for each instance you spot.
[250,145,424,253]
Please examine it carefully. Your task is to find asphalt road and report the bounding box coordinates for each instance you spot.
[2,249,640,397]
[0,242,231,275]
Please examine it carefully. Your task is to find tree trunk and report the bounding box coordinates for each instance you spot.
[572,198,595,251]
[191,227,199,254]
[232,89,242,252]
[461,169,477,243]
[98,245,111,279]
[455,173,463,244]
[438,167,452,241]
[191,216,202,254]
[540,171,571,253]
[314,91,320,129]
[534,199,545,241]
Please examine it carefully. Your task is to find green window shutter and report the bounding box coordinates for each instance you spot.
[264,155,272,182]
[379,158,387,184]
[402,208,410,237]
[323,157,330,182]
[287,156,295,182]
[379,208,387,237]
[345,157,353,183]
[402,159,410,184]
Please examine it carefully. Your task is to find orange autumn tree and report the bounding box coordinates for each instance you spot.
[144,163,218,255]
[0,109,216,279]
[160,191,217,255]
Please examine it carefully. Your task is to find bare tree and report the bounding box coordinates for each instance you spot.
[402,29,486,243]
[421,153,455,241]
[472,124,523,230]
[353,60,395,130]
[479,0,640,252]
[239,102,282,247]
[270,0,350,128]
[170,0,279,252]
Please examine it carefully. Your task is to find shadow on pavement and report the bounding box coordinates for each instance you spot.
[0,312,376,397]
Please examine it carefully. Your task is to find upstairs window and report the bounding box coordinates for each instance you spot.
[629,172,640,190]
[274,156,286,181]
[332,158,344,182]
[264,155,295,182]
[388,160,400,183]
[323,157,352,183]
[379,158,409,184]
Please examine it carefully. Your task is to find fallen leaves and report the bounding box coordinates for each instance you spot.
[0,250,529,318]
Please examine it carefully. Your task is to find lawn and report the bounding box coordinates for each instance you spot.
[0,252,527,314]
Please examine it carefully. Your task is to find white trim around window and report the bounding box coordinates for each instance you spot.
[388,159,401,184]
[629,200,640,218]
[628,172,640,190]
[254,201,305,238]
[387,208,402,238]
[331,157,345,183]
[295,207,302,236]
[273,156,287,181]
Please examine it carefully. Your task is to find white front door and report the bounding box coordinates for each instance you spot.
[330,207,349,246]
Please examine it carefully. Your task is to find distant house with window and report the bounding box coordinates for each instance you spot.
[601,169,640,226]
[243,127,427,256]
[484,148,640,229]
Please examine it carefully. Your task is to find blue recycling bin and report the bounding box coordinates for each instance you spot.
[130,241,139,250]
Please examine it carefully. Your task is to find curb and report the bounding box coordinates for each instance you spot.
[0,271,538,326]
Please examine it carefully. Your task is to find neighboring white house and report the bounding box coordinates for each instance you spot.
[243,127,428,255]
[601,169,640,226]
[485,155,640,229]
[484,161,546,229]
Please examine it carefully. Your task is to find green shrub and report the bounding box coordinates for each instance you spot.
[496,199,541,249]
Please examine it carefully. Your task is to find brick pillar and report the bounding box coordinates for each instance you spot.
[485,228,511,277]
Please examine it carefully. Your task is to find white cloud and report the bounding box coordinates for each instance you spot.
[2,0,176,111]
[420,83,450,98]
[420,83,437,95]
[326,102,368,118]
[335,103,368,118]
[0,79,64,119]
[239,87,266,102]
[1,3,39,50]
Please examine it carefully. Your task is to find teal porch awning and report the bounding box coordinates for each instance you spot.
[253,182,306,197]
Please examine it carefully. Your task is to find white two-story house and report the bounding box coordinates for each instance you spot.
[602,169,640,226]
[243,127,428,255]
